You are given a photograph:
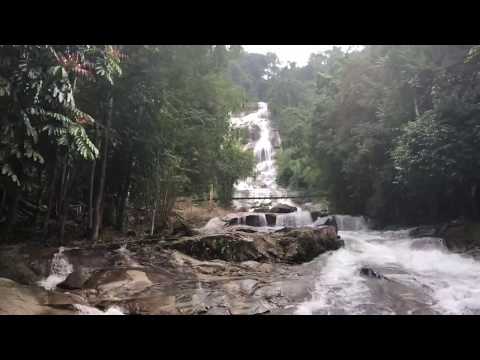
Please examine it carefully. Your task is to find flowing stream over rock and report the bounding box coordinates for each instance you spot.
[294,226,480,315]
[37,247,126,315]
[226,102,480,315]
[37,247,73,291]
[26,102,480,315]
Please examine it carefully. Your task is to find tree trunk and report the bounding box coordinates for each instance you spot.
[0,186,6,215]
[4,186,20,242]
[88,127,100,233]
[58,162,76,244]
[115,153,133,233]
[150,200,157,236]
[471,184,479,220]
[43,156,59,241]
[91,96,113,242]
[32,167,46,230]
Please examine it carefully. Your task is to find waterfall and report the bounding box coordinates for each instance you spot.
[276,211,313,227]
[231,102,289,209]
[334,215,368,231]
[37,247,73,291]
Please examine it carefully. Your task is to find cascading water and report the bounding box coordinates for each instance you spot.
[334,215,368,231]
[37,247,73,291]
[231,102,297,211]
[37,247,125,315]
[276,211,313,228]
[229,102,331,229]
[294,218,480,315]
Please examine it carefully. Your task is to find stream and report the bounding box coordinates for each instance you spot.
[30,102,480,315]
[230,102,480,315]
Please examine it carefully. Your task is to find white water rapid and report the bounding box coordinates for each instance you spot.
[295,223,480,315]
[38,247,125,315]
[37,247,74,291]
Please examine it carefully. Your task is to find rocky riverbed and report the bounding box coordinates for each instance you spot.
[0,222,342,315]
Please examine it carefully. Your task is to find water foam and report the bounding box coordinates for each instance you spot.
[296,226,480,315]
[37,247,74,291]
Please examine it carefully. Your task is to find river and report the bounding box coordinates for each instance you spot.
[230,102,480,315]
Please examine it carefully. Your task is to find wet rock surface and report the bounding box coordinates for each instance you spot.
[269,204,297,214]
[167,225,341,264]
[0,277,78,315]
[0,224,344,315]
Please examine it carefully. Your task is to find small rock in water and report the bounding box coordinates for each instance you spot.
[360,267,386,280]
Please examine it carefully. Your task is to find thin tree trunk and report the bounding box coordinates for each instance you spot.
[32,167,46,231]
[43,156,59,241]
[91,96,113,242]
[116,153,133,232]
[88,127,100,232]
[150,200,157,236]
[59,162,76,244]
[471,184,479,220]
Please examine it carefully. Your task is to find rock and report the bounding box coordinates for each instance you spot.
[265,213,276,226]
[325,216,338,231]
[228,225,260,233]
[359,267,387,280]
[245,214,263,227]
[271,226,343,263]
[409,225,439,238]
[223,213,267,227]
[168,225,342,264]
[58,267,93,290]
[240,261,274,273]
[84,269,153,300]
[0,277,76,315]
[269,204,297,214]
[0,245,57,285]
[249,124,261,142]
[171,216,199,237]
[126,230,136,237]
[253,207,270,213]
[44,291,88,307]
[167,233,268,262]
[437,221,480,251]
[223,279,259,296]
[310,211,322,222]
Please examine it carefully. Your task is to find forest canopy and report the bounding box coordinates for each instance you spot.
[227,45,480,226]
[0,45,254,243]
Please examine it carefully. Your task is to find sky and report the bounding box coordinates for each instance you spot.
[242,45,362,67]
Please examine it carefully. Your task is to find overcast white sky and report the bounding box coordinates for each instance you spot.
[242,45,362,66]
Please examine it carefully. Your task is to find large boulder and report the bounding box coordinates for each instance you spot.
[167,233,269,262]
[167,225,342,264]
[437,221,480,251]
[269,204,297,214]
[0,245,57,285]
[83,269,153,301]
[271,226,343,263]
